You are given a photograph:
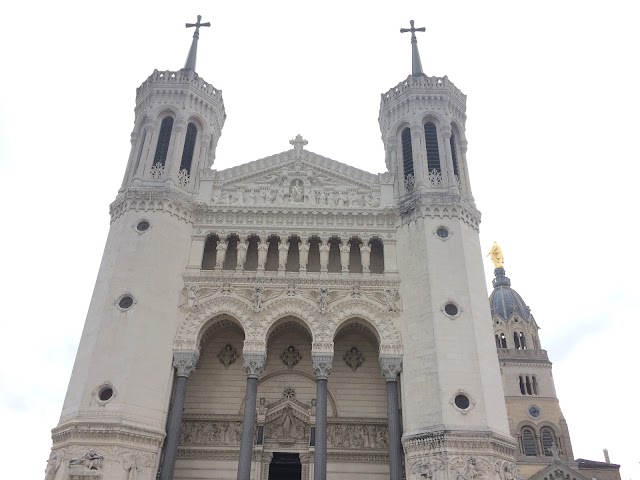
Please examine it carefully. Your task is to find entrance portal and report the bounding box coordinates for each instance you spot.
[268,452,302,480]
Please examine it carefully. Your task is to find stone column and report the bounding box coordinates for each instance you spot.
[460,139,474,201]
[410,124,426,189]
[168,119,186,181]
[440,125,458,194]
[159,350,199,480]
[312,353,333,480]
[237,351,267,480]
[380,356,403,480]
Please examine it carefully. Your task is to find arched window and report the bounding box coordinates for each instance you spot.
[180,122,198,174]
[521,427,537,456]
[514,331,526,350]
[424,122,441,173]
[450,130,460,177]
[153,117,174,167]
[401,127,414,181]
[201,235,218,270]
[541,427,556,456]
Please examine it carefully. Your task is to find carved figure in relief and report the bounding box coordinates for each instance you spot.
[69,451,103,471]
[336,192,346,207]
[360,243,372,272]
[319,288,329,312]
[327,191,336,205]
[363,192,378,207]
[274,188,285,204]
[319,241,330,270]
[259,190,268,204]
[487,242,504,268]
[217,344,239,368]
[349,191,360,207]
[309,398,316,417]
[257,240,269,269]
[236,240,249,269]
[298,241,310,269]
[291,179,304,202]
[286,282,298,296]
[343,346,365,371]
[179,285,198,308]
[278,239,290,269]
[215,240,228,268]
[247,191,256,204]
[280,346,302,369]
[123,453,146,480]
[253,286,263,310]
[308,190,318,205]
[258,397,267,416]
[339,242,351,270]
[45,452,62,480]
[384,288,401,313]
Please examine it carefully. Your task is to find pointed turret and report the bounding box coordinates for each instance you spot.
[400,20,425,76]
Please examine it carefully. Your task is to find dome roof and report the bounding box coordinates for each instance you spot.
[489,267,533,322]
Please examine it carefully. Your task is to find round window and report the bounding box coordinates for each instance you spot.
[436,227,449,239]
[136,220,150,232]
[98,386,113,401]
[454,394,470,410]
[444,303,459,317]
[529,405,541,418]
[118,295,134,310]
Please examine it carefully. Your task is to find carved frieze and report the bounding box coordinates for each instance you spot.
[328,424,388,449]
[180,420,242,446]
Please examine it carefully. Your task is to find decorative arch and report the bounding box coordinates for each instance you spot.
[173,296,255,351]
[266,315,313,345]
[419,112,447,128]
[328,299,402,355]
[259,297,320,345]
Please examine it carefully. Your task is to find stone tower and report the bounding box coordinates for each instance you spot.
[489,266,575,478]
[377,21,517,478]
[44,19,521,480]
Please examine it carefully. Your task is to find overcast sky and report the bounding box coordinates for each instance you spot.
[0,1,637,478]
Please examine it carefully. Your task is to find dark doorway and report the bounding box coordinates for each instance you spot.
[268,452,301,480]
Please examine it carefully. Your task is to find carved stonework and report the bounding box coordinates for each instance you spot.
[283,387,296,400]
[379,355,403,381]
[264,405,307,442]
[312,353,333,380]
[328,423,388,449]
[244,351,267,378]
[217,344,239,368]
[68,450,104,478]
[280,345,302,369]
[173,350,199,377]
[180,420,243,445]
[343,346,364,371]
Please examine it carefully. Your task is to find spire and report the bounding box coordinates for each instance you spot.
[400,20,426,76]
[183,15,211,72]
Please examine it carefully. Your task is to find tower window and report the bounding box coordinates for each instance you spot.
[401,127,414,181]
[424,122,441,173]
[450,131,460,177]
[180,122,198,174]
[521,427,537,456]
[514,331,527,350]
[153,117,174,167]
[541,427,557,456]
[519,376,525,395]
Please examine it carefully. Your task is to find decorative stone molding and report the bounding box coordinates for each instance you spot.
[244,351,267,378]
[173,350,199,377]
[312,353,333,380]
[449,389,476,415]
[379,355,403,381]
[51,421,165,448]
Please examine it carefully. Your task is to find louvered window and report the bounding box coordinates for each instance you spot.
[401,127,414,179]
[424,122,441,172]
[154,117,174,166]
[541,428,556,456]
[450,131,460,177]
[521,428,537,456]
[180,123,198,174]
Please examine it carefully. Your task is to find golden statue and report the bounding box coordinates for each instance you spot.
[487,242,504,268]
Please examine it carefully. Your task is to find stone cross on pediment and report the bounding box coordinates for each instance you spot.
[289,134,308,158]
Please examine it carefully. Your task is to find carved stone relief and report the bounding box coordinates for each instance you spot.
[180,421,243,446]
[328,424,388,449]
[281,346,302,369]
[264,405,308,442]
[217,344,239,368]
[343,346,365,371]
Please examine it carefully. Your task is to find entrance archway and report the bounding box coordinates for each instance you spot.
[268,452,301,480]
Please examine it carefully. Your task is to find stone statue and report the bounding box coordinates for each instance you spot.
[298,241,310,270]
[309,398,316,417]
[384,288,401,313]
[279,405,297,437]
[360,244,371,272]
[257,240,269,269]
[343,346,364,371]
[45,452,62,480]
[319,288,329,312]
[339,242,351,271]
[278,239,290,269]
[319,241,330,270]
[274,188,285,204]
[280,345,302,369]
[487,242,504,268]
[69,451,103,471]
[215,240,228,268]
[258,397,267,416]
[236,240,249,269]
[291,179,303,202]
[349,191,360,207]
[247,191,256,204]
[253,286,263,310]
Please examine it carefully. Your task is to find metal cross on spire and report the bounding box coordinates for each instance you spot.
[400,20,426,76]
[183,15,211,72]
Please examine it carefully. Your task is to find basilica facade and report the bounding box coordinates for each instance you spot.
[45,19,620,480]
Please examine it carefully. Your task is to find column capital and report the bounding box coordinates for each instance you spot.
[173,350,199,377]
[410,124,424,138]
[312,353,333,380]
[243,351,267,379]
[380,355,403,382]
[441,125,452,139]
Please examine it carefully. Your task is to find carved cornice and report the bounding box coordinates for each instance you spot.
[402,428,516,458]
[109,187,194,224]
[396,192,480,230]
[51,421,165,448]
[183,274,400,289]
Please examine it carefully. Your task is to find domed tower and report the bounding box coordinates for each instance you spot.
[380,22,517,479]
[490,261,575,478]
[46,17,224,480]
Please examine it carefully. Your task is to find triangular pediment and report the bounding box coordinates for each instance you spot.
[209,149,389,208]
[529,460,592,480]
